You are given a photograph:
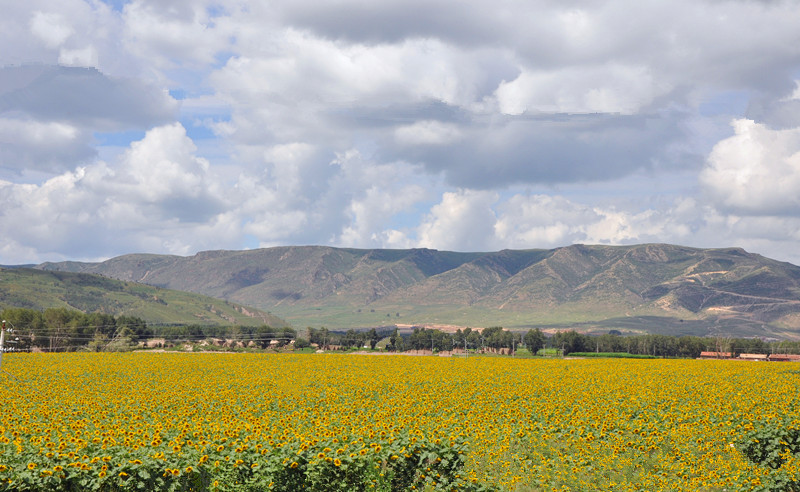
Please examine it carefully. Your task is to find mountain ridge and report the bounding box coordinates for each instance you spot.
[35,243,800,338]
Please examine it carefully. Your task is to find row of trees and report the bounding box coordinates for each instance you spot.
[0,307,296,352]
[550,330,800,357]
[0,307,151,351]
[322,324,800,359]
[307,327,387,350]
[382,326,546,354]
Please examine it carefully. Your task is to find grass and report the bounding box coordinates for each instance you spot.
[537,348,563,357]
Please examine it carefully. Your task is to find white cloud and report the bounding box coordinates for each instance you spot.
[122,0,238,68]
[417,190,499,251]
[0,123,239,260]
[338,184,427,247]
[4,0,800,268]
[493,194,690,249]
[584,208,671,245]
[229,147,431,249]
[30,11,74,49]
[701,119,800,215]
[0,118,79,146]
[111,123,216,205]
[258,142,319,199]
[59,46,99,67]
[5,1,134,74]
[409,192,702,254]
[495,64,668,115]
[304,149,432,248]
[0,117,92,173]
[394,120,463,146]
[212,32,482,114]
[790,81,800,101]
[494,195,594,248]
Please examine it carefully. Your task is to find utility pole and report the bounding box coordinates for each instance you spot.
[0,320,12,372]
[0,320,6,371]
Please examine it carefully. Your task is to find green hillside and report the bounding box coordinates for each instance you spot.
[0,267,287,327]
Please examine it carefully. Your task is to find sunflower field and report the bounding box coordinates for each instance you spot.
[0,353,798,491]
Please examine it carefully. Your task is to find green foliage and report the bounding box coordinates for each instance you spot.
[551,330,587,355]
[738,419,800,491]
[740,420,800,470]
[406,327,455,352]
[1,309,293,353]
[544,330,763,358]
[387,328,401,352]
[0,308,148,352]
[367,328,379,349]
[523,328,545,354]
[0,433,484,492]
[481,326,513,350]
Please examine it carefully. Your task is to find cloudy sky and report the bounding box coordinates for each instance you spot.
[1,0,800,265]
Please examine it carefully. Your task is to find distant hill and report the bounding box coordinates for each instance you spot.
[36,244,800,338]
[0,267,287,327]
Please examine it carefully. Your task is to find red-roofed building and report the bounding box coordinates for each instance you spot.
[768,354,800,362]
[699,351,732,359]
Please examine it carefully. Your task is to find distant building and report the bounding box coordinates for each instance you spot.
[699,351,732,359]
[737,353,768,361]
[768,354,800,362]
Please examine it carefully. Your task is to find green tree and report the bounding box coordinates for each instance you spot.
[466,330,481,350]
[343,328,359,348]
[43,307,80,351]
[308,327,332,348]
[523,328,546,355]
[116,316,151,341]
[552,330,588,355]
[676,336,706,358]
[388,328,399,352]
[481,326,505,349]
[367,328,379,350]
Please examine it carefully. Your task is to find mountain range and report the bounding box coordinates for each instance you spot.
[35,243,800,339]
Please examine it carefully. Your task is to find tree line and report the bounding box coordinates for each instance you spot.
[322,324,800,359]
[380,326,545,354]
[0,307,296,352]
[548,330,800,358]
[0,307,151,351]
[306,327,385,350]
[4,305,798,358]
